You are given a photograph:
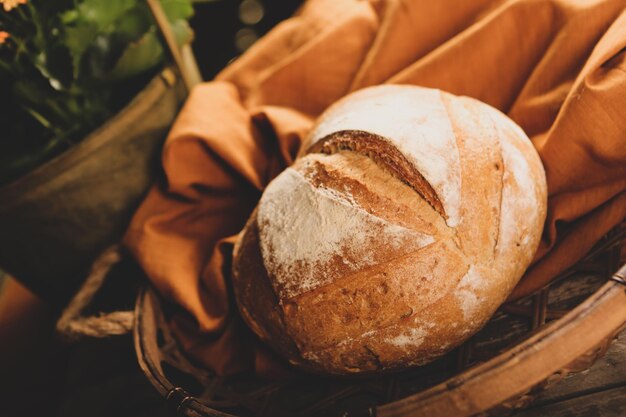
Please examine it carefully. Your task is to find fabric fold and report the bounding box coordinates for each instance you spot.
[124,0,626,376]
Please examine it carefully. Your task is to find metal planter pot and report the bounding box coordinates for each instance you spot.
[0,68,185,306]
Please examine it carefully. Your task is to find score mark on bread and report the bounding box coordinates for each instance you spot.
[305,86,463,228]
[309,131,446,220]
[258,167,435,300]
[232,85,548,375]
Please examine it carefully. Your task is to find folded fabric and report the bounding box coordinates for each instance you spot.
[124,0,626,376]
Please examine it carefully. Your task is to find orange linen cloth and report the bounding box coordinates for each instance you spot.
[124,0,626,376]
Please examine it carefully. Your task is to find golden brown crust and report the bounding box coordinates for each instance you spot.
[298,152,443,236]
[231,212,300,361]
[232,85,547,375]
[283,239,467,365]
[308,131,446,218]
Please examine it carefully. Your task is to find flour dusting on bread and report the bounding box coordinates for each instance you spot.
[234,85,548,375]
[308,86,462,227]
[455,266,487,320]
[258,167,435,300]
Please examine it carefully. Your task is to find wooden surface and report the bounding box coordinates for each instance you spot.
[516,329,626,417]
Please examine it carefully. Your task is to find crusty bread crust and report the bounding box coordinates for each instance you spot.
[232,85,547,375]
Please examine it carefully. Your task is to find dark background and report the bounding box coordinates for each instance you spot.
[190,0,304,79]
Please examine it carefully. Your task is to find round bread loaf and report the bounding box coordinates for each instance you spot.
[232,85,547,375]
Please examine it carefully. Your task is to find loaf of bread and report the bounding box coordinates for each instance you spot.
[232,85,547,375]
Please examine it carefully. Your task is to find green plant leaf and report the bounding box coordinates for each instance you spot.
[61,0,138,78]
[64,22,98,78]
[70,0,136,33]
[104,30,162,81]
[113,5,153,43]
[107,19,192,81]
[0,0,196,185]
[62,0,194,83]
[161,0,195,21]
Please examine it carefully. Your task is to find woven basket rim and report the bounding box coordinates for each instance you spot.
[133,257,626,417]
[377,268,626,416]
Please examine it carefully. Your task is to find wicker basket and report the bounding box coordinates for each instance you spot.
[50,3,625,414]
[130,223,626,417]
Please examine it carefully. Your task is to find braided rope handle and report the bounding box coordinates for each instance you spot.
[56,246,133,340]
[55,0,203,340]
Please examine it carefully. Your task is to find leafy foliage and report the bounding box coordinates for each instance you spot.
[0,0,194,185]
